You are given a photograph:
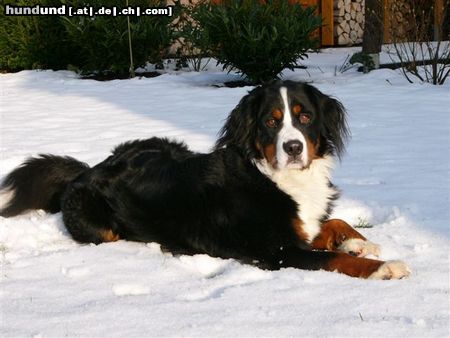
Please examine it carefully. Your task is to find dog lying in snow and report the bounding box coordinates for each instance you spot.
[0,80,410,279]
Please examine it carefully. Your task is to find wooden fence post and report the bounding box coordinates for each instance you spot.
[321,0,334,45]
[434,0,444,41]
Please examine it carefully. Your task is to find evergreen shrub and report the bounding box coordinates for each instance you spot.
[190,0,322,84]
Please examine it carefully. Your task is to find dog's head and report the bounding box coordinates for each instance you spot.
[215,80,349,171]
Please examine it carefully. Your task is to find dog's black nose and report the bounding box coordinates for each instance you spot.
[283,140,303,157]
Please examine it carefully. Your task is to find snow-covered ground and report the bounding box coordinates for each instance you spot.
[1,48,449,337]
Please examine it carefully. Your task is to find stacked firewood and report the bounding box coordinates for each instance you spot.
[334,0,365,45]
[386,0,413,41]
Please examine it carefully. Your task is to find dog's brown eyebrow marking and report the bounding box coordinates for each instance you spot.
[272,109,283,120]
[293,104,302,115]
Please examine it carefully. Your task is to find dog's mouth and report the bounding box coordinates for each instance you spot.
[270,155,307,171]
[285,156,306,170]
[256,151,308,173]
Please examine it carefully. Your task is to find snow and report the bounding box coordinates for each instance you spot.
[1,47,449,337]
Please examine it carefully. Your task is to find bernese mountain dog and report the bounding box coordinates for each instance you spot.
[0,80,410,279]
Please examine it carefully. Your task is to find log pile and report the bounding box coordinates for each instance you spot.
[334,0,365,45]
[386,0,413,42]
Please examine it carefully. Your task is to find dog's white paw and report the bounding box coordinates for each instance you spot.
[369,260,411,280]
[338,238,381,257]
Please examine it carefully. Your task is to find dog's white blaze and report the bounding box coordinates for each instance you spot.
[255,155,336,242]
[277,87,308,169]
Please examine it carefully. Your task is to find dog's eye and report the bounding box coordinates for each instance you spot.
[266,118,278,128]
[299,113,311,124]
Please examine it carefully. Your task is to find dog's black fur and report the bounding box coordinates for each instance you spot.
[0,81,353,272]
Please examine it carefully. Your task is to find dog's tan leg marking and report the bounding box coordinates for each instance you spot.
[312,219,381,257]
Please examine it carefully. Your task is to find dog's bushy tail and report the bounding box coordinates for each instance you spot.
[0,155,89,217]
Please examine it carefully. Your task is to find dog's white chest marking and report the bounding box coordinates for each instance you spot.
[256,156,336,242]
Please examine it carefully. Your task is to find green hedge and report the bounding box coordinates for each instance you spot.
[0,0,174,75]
[1,0,322,82]
[0,0,79,71]
[61,0,174,76]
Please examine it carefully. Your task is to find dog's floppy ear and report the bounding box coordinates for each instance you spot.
[215,89,260,158]
[304,85,349,159]
[320,95,350,159]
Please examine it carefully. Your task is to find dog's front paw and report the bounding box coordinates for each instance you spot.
[369,260,411,280]
[338,238,381,257]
